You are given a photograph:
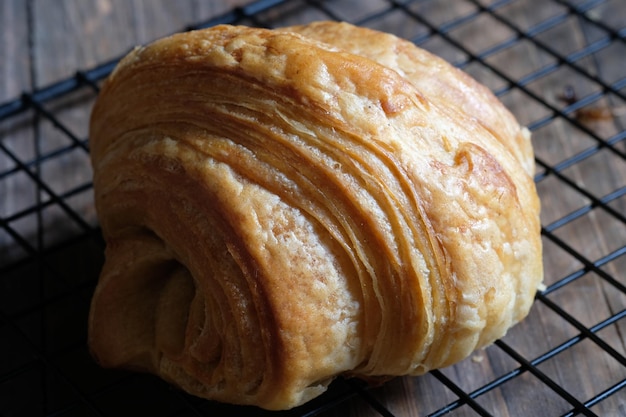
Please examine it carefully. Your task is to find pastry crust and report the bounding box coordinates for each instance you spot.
[88,22,543,410]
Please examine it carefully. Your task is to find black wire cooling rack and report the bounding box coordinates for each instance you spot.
[1,0,625,416]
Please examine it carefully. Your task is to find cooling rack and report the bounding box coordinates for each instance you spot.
[1,0,625,416]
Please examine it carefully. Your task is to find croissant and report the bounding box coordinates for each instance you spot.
[88,22,543,410]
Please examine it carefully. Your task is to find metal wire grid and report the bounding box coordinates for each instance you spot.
[0,0,625,416]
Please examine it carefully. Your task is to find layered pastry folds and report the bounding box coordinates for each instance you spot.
[88,22,543,410]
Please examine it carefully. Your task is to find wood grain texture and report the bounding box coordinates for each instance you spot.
[0,0,624,416]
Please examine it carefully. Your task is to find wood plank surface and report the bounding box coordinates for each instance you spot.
[1,0,625,416]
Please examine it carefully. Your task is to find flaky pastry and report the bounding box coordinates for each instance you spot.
[88,22,543,410]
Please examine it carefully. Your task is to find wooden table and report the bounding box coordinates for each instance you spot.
[1,1,625,416]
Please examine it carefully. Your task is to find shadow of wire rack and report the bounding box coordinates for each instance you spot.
[1,0,625,416]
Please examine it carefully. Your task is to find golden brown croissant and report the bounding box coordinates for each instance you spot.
[88,22,543,410]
